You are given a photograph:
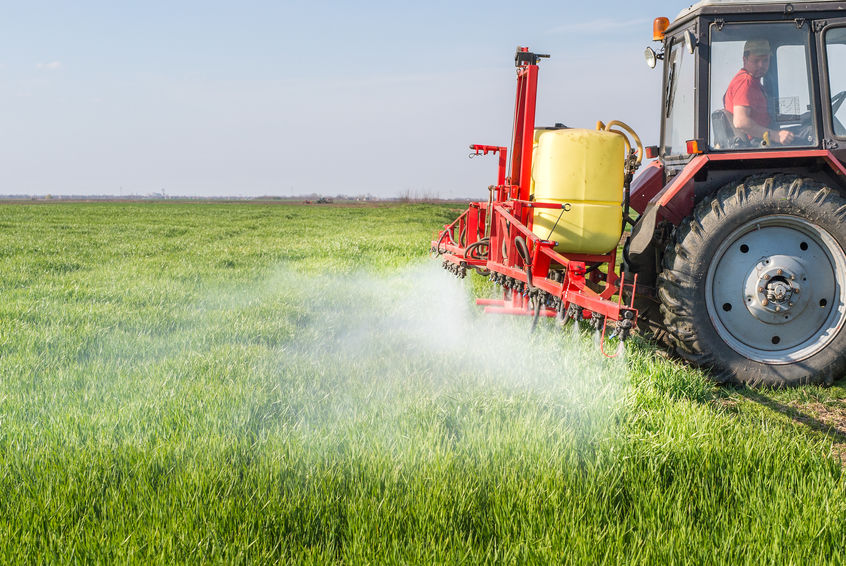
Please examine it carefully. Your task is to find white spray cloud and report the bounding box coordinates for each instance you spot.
[272,261,630,445]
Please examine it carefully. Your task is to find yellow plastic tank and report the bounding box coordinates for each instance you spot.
[529,127,564,196]
[531,128,625,255]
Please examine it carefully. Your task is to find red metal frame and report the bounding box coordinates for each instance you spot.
[470,145,507,187]
[512,51,539,202]
[432,48,638,346]
[650,149,846,223]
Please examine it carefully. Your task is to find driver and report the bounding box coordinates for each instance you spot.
[724,39,794,145]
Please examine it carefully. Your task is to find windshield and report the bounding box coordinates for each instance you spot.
[709,22,816,150]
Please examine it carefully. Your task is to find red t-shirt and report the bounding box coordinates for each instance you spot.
[724,69,770,127]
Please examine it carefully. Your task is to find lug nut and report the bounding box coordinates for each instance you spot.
[762,298,769,306]
[777,269,783,275]
[758,287,764,293]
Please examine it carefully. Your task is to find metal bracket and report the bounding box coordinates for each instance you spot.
[823,139,840,150]
[794,18,806,29]
[714,19,725,31]
[813,20,828,33]
[514,49,550,67]
[568,262,586,289]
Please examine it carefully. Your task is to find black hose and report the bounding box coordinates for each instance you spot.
[514,236,534,291]
[622,174,632,232]
[513,235,541,333]
[465,237,490,260]
[501,221,511,261]
[530,294,541,333]
[435,230,449,255]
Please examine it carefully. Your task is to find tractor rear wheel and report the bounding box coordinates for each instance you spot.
[658,174,846,386]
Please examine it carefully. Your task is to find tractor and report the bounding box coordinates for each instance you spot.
[432,0,846,386]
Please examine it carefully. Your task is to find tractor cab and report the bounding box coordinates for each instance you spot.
[647,0,846,173]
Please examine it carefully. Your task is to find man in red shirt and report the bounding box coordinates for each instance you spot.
[724,39,794,145]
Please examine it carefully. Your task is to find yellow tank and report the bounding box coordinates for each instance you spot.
[529,127,563,196]
[531,128,625,255]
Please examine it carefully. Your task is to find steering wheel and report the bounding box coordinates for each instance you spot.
[788,111,814,143]
[783,91,846,143]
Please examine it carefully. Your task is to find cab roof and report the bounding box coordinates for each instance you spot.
[672,1,846,29]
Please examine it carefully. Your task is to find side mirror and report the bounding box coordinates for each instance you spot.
[684,29,697,54]
[645,47,658,69]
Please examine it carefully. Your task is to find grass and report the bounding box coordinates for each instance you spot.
[0,201,844,564]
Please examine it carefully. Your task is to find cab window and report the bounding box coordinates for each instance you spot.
[824,27,846,137]
[709,22,816,150]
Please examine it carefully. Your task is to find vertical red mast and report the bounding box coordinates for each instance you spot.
[511,48,548,202]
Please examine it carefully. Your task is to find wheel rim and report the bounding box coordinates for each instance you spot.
[705,215,846,364]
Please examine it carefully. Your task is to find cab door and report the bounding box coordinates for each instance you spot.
[817,19,846,161]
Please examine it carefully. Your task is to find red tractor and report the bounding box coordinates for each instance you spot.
[433,0,846,386]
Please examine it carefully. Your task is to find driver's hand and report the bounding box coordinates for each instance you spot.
[777,129,795,145]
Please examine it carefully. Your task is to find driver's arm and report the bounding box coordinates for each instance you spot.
[733,105,794,144]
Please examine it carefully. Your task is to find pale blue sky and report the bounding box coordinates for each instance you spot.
[0,1,694,197]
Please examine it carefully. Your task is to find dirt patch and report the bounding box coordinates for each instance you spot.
[787,401,846,466]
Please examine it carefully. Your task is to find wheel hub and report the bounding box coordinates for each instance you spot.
[706,216,845,362]
[743,255,808,323]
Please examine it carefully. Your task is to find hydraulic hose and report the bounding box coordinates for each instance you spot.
[465,237,490,260]
[515,235,541,334]
[465,237,491,276]
[596,119,644,239]
[596,119,643,168]
[530,294,542,333]
[435,230,450,255]
[514,236,534,291]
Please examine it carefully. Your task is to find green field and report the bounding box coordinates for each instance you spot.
[0,202,844,564]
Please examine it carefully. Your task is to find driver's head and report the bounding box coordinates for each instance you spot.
[743,39,771,79]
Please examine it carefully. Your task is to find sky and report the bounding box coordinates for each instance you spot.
[0,0,698,197]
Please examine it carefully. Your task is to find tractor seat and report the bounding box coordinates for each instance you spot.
[711,109,748,149]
